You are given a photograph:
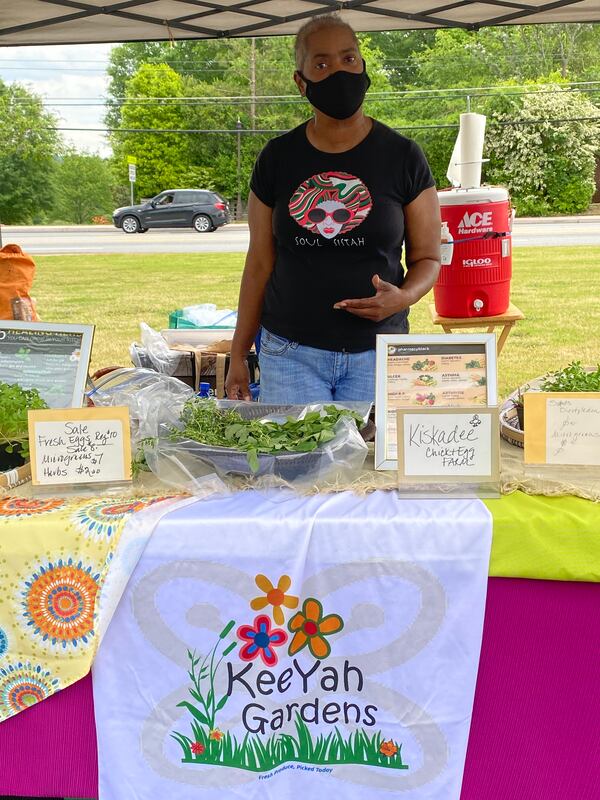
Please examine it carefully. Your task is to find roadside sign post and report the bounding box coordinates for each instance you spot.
[127,157,137,205]
[128,164,137,205]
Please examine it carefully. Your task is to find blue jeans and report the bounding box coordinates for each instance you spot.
[258,328,376,403]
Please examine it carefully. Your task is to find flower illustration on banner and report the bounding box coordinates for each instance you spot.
[250,574,298,625]
[0,498,65,517]
[380,740,399,758]
[0,662,60,719]
[69,348,82,362]
[237,615,288,667]
[172,581,411,774]
[288,598,344,659]
[20,558,100,649]
[0,628,7,657]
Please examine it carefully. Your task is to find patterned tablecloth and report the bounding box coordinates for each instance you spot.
[0,493,186,722]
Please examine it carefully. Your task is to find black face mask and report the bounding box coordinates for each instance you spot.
[298,60,371,120]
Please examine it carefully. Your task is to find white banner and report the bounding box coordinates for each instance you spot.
[93,490,492,799]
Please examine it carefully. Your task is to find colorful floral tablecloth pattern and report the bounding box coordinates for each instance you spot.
[0,494,181,721]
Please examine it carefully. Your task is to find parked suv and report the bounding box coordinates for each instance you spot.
[112,189,230,233]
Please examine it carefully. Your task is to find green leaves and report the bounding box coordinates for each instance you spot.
[215,695,228,712]
[247,449,260,474]
[177,701,210,726]
[540,361,600,392]
[219,620,235,639]
[172,400,364,472]
[0,382,48,462]
[222,642,237,657]
[0,80,60,224]
[54,152,113,224]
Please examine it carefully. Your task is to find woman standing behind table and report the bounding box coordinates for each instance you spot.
[225,14,441,403]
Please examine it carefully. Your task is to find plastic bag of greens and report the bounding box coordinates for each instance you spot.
[146,399,371,491]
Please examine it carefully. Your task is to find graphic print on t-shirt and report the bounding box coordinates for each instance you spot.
[289,171,372,240]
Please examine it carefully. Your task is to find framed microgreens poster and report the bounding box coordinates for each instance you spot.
[0,321,94,408]
[375,334,497,471]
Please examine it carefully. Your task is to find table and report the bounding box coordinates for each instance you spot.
[0,490,599,799]
[429,302,525,355]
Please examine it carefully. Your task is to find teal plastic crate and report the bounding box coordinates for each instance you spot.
[168,309,235,330]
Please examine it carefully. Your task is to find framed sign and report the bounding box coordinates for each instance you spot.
[375,334,497,470]
[28,407,132,486]
[397,407,500,495]
[0,321,94,408]
[524,392,600,466]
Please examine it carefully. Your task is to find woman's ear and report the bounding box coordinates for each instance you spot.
[293,70,306,96]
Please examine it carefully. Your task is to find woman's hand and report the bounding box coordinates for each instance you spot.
[225,356,252,400]
[334,274,410,321]
[335,187,441,321]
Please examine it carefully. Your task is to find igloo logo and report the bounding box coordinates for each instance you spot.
[458,211,493,234]
[463,257,493,267]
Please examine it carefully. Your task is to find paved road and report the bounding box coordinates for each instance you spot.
[2,218,600,255]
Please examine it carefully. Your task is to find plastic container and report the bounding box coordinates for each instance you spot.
[434,186,512,318]
[156,402,371,486]
[169,309,236,330]
[161,328,236,348]
[440,221,454,266]
[197,382,213,399]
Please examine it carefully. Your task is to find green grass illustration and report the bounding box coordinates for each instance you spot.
[172,625,408,773]
[173,715,408,772]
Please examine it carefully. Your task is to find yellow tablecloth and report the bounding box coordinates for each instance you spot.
[486,492,600,582]
[0,494,177,721]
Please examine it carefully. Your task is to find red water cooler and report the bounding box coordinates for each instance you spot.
[434,186,513,318]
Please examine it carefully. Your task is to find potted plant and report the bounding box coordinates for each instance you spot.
[511,384,530,430]
[540,361,600,393]
[512,362,600,432]
[0,382,48,471]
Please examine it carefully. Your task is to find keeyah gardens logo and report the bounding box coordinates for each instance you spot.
[172,574,407,774]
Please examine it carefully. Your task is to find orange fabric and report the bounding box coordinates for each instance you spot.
[0,244,39,321]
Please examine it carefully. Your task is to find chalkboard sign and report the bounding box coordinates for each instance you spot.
[0,321,94,408]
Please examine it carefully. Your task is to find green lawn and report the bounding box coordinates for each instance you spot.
[31,247,600,399]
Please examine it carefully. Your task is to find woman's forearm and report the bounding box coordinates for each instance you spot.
[230,260,273,359]
[401,258,441,306]
[230,190,275,362]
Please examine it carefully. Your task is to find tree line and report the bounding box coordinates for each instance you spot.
[1,24,599,224]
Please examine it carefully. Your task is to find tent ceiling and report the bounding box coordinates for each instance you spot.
[1,0,599,47]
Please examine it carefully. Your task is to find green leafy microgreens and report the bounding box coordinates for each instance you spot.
[170,400,364,473]
[0,381,48,462]
[131,436,157,478]
[540,361,600,393]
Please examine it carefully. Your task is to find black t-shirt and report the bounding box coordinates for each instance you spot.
[250,119,435,352]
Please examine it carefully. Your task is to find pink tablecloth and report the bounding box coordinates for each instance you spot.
[1,576,599,799]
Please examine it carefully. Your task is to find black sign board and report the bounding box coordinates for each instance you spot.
[0,321,94,408]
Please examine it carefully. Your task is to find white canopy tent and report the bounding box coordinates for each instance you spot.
[1,0,599,47]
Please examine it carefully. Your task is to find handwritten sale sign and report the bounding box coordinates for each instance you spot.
[28,407,132,486]
[524,392,600,466]
[397,407,499,483]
